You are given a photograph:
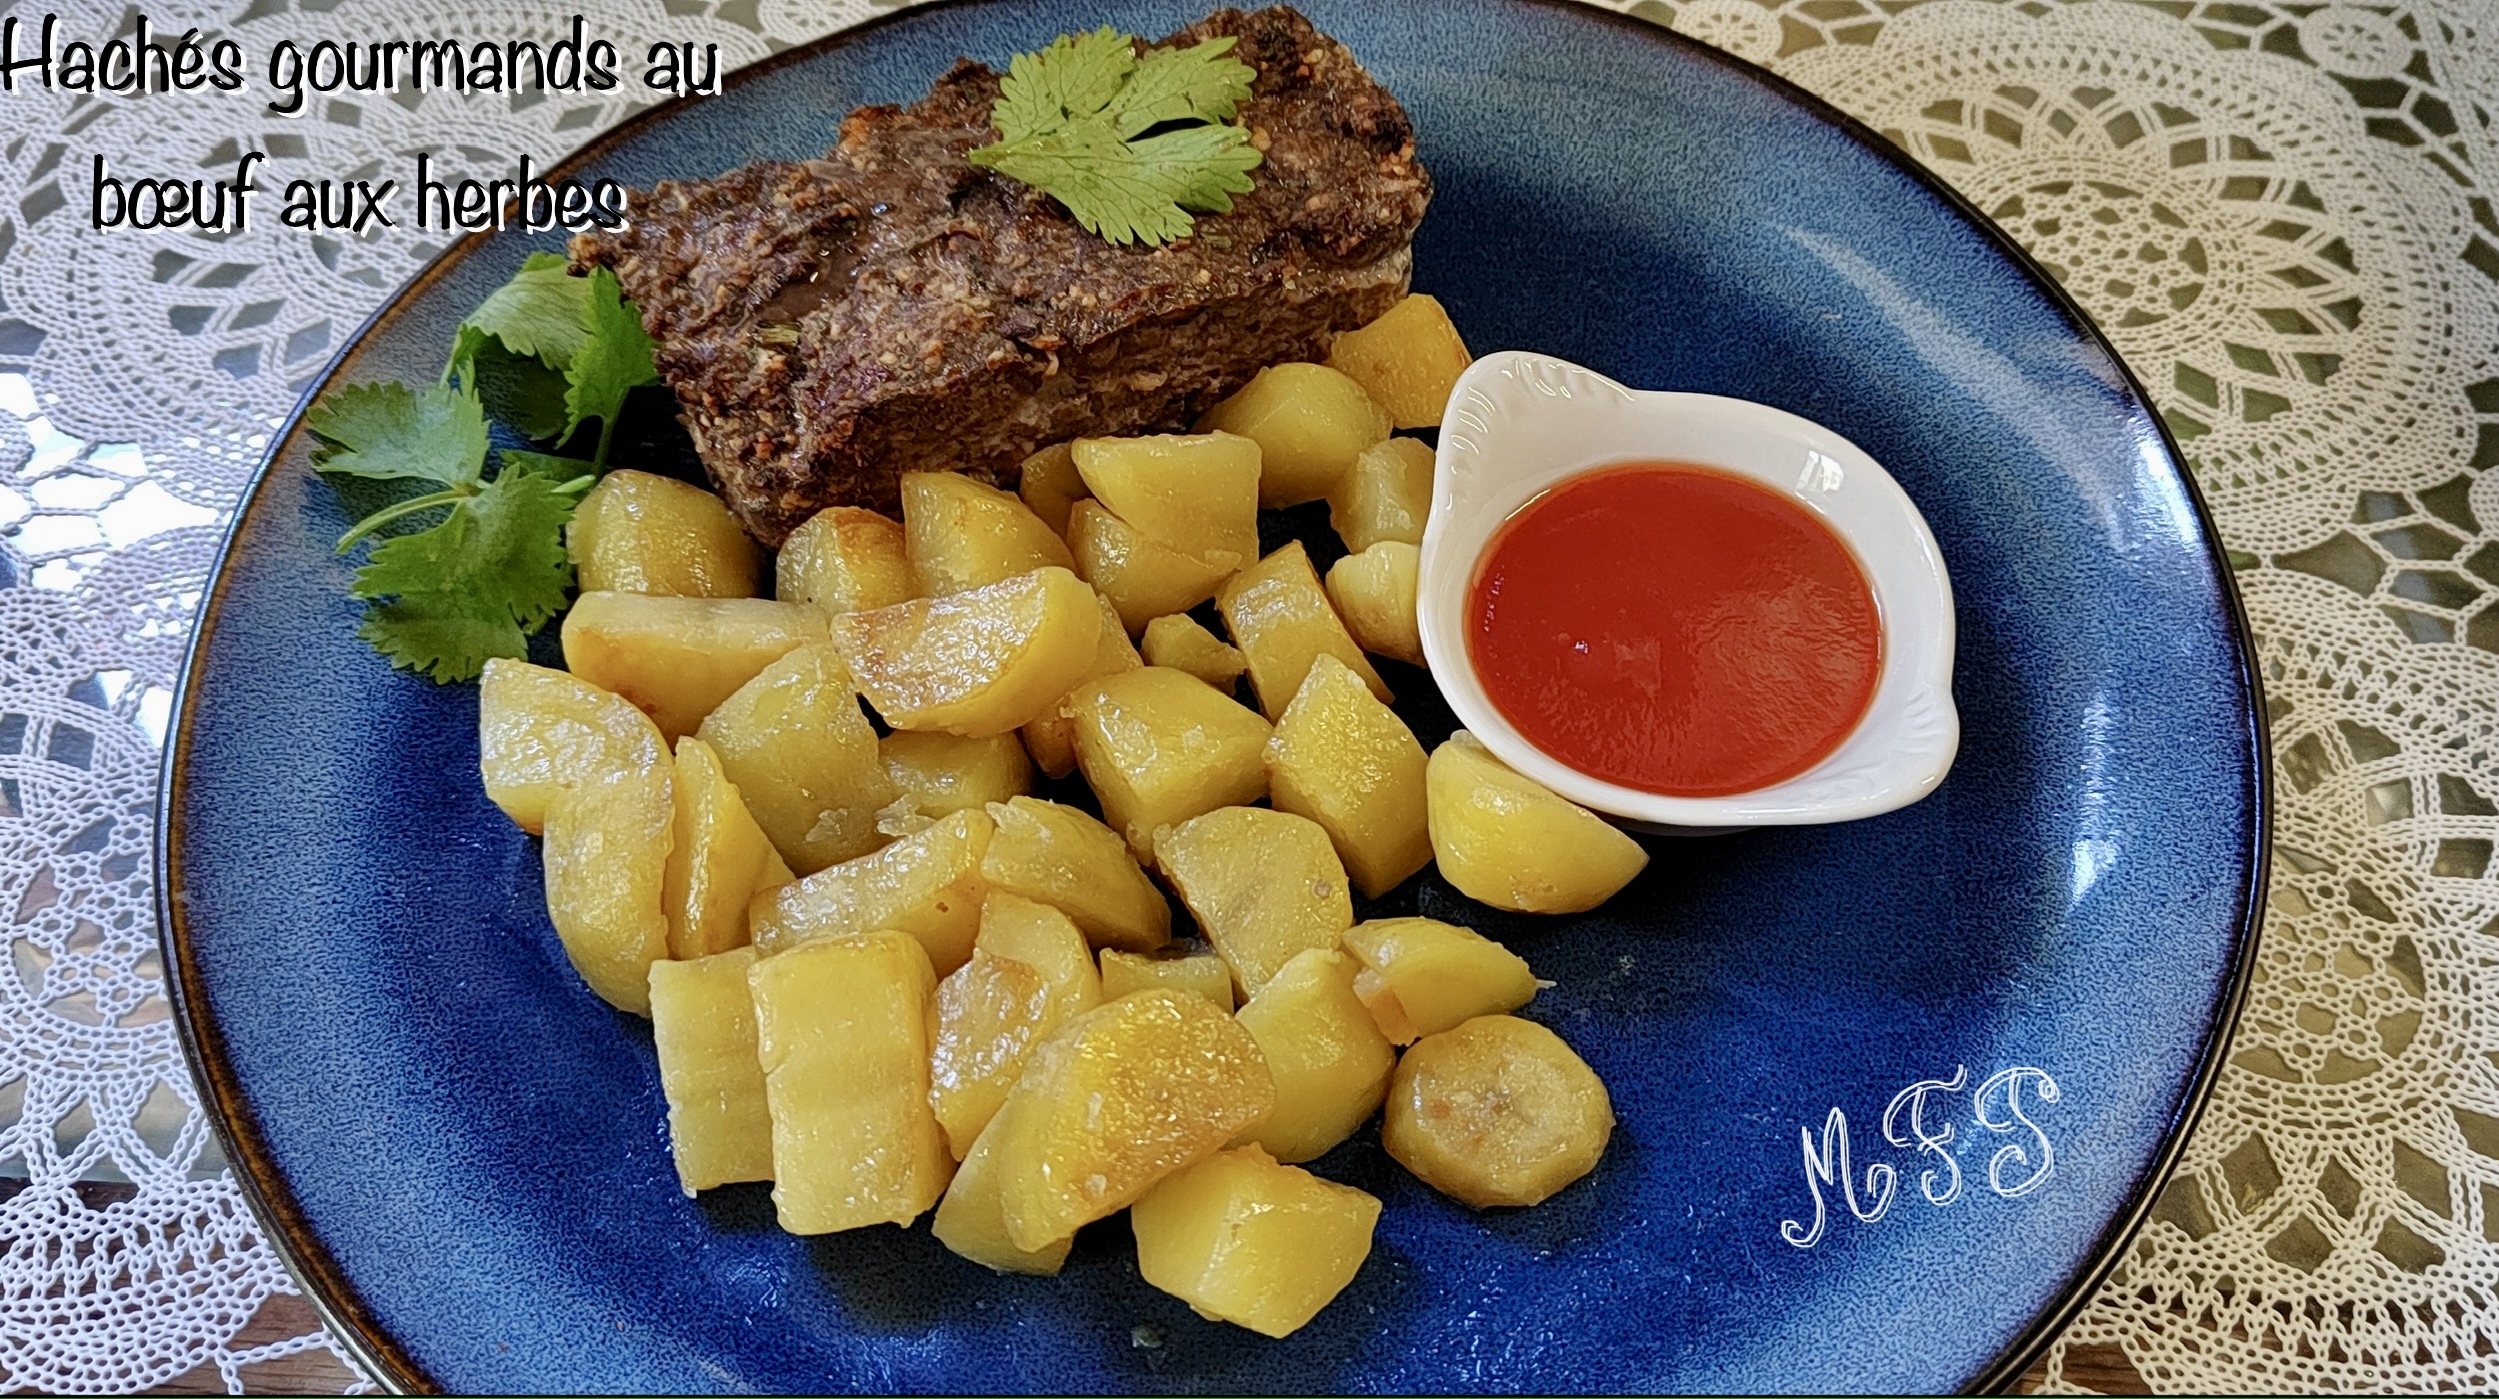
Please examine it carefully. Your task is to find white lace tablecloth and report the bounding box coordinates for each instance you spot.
[3,0,2493,1391]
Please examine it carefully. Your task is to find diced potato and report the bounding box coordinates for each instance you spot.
[881,731,1032,826]
[1100,948,1235,1010]
[902,470,1079,597]
[1196,363,1391,507]
[1427,731,1649,913]
[1232,949,1395,1163]
[1384,1015,1612,1208]
[542,762,674,1015]
[662,736,795,960]
[1326,437,1434,553]
[1325,542,1424,667]
[1154,806,1353,997]
[931,1101,1072,1275]
[1141,614,1246,691]
[1070,667,1272,856]
[478,658,667,835]
[991,990,1275,1251]
[560,592,828,741]
[1324,293,1474,429]
[928,951,1059,1159]
[1132,1144,1380,1338]
[1019,592,1140,780]
[830,566,1101,737]
[749,808,993,973]
[1342,917,1537,1044]
[980,797,1171,953]
[748,932,953,1232]
[1017,442,1089,537]
[1220,542,1392,721]
[697,644,898,874]
[1071,432,1261,565]
[649,948,774,1193]
[976,891,1105,1017]
[1067,500,1240,636]
[1266,654,1430,897]
[776,506,916,618]
[568,469,765,599]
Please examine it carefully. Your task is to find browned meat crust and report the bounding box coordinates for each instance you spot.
[571,5,1430,546]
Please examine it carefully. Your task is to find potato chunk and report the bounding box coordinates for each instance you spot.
[991,990,1275,1250]
[1070,667,1272,856]
[1220,542,1391,721]
[979,797,1171,952]
[975,891,1105,1017]
[1154,806,1352,997]
[1324,293,1473,429]
[1196,364,1391,507]
[931,1104,1072,1276]
[1384,1015,1612,1208]
[568,469,764,598]
[662,736,794,959]
[777,506,916,618]
[1133,1145,1380,1337]
[1427,731,1649,913]
[1232,949,1395,1163]
[1325,437,1434,553]
[1067,501,1239,636]
[478,658,666,834]
[649,948,774,1193]
[1141,614,1246,691]
[748,932,953,1232]
[542,761,674,1015]
[1342,917,1537,1044]
[831,566,1100,737]
[1325,542,1424,667]
[928,951,1060,1160]
[880,731,1032,826]
[697,644,897,874]
[1019,592,1140,780]
[561,592,828,741]
[1016,442,1090,536]
[1071,432,1261,565]
[902,471,1078,596]
[749,808,993,973]
[1100,948,1235,1010]
[1266,655,1430,897]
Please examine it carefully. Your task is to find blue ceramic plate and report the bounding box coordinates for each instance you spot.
[161,1,2265,1392]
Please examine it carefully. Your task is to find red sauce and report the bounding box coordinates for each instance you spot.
[1467,462,1882,797]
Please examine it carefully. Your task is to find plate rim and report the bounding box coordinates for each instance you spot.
[153,1,2272,1392]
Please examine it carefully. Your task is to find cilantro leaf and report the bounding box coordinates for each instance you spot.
[562,267,660,450]
[459,251,591,369]
[990,26,1136,142]
[349,467,581,681]
[464,340,573,441]
[972,120,1260,245]
[306,381,487,485]
[1107,37,1253,138]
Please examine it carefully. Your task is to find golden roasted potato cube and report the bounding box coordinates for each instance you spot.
[1342,917,1537,1044]
[931,1101,1072,1275]
[1019,592,1140,780]
[1220,542,1392,721]
[749,808,992,973]
[560,592,828,741]
[1071,432,1261,565]
[1232,949,1395,1163]
[1141,614,1246,691]
[663,736,795,960]
[881,731,1032,827]
[991,990,1275,1251]
[976,890,1105,1017]
[1133,1144,1380,1337]
[649,948,774,1193]
[1266,655,1430,897]
[1325,542,1424,667]
[1427,731,1649,913]
[749,932,953,1232]
[542,761,674,1015]
[1100,947,1235,1010]
[1154,806,1353,996]
[980,797,1171,953]
[777,506,917,618]
[830,566,1100,737]
[1384,1015,1612,1208]
[1017,442,1089,537]
[568,469,765,599]
[1323,293,1473,430]
[929,951,1060,1159]
[901,470,1079,597]
[1325,437,1434,554]
[478,658,667,834]
[1196,364,1392,507]
[1070,668,1272,856]
[697,644,897,874]
[1066,500,1240,636]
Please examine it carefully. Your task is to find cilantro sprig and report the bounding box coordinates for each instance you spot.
[309,254,659,682]
[968,27,1261,247]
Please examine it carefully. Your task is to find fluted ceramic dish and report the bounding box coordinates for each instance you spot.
[158,0,2266,1392]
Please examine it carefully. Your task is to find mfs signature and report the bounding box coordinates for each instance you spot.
[1780,1066,2060,1249]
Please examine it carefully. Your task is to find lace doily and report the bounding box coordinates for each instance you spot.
[3,0,2493,1391]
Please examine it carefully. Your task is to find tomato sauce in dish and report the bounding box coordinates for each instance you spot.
[1466,462,1882,797]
